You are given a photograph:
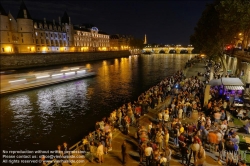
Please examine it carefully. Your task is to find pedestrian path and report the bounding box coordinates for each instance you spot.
[72,95,217,166]
[66,60,249,166]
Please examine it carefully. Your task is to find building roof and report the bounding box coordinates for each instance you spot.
[17,0,32,19]
[73,26,90,32]
[0,2,8,16]
[99,31,108,35]
[81,23,95,29]
[110,34,119,39]
[61,11,69,24]
[33,19,61,27]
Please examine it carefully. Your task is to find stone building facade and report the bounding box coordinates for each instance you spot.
[109,34,131,51]
[0,1,115,54]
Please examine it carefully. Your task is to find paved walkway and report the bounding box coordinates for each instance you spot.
[65,62,220,166]
[59,61,249,166]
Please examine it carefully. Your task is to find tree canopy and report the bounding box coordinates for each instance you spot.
[190,0,250,60]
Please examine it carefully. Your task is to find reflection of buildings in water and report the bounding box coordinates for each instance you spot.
[8,94,33,138]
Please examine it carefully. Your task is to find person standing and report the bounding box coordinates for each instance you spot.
[56,145,63,166]
[188,140,200,166]
[180,143,189,165]
[164,130,169,148]
[197,144,206,166]
[121,141,127,164]
[144,143,153,166]
[89,141,97,163]
[97,141,104,163]
[165,146,172,166]
[62,142,72,165]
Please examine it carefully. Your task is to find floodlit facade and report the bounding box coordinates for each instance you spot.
[73,25,110,52]
[109,34,131,51]
[0,1,114,54]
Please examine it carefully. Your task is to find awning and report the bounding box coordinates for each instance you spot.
[208,78,244,86]
[224,85,244,90]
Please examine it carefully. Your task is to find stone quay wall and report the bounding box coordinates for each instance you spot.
[224,52,250,83]
[0,51,130,70]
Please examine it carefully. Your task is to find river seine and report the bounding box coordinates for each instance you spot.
[1,54,195,151]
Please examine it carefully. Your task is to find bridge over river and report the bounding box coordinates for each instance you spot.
[143,45,194,54]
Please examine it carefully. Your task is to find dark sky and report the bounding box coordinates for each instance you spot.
[1,0,214,45]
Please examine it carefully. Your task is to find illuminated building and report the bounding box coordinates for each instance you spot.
[0,1,111,54]
[73,24,110,52]
[109,34,131,51]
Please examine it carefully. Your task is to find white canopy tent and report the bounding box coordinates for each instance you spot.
[208,78,244,90]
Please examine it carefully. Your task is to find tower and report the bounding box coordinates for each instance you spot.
[61,11,74,49]
[0,2,13,53]
[16,0,36,53]
[144,34,147,45]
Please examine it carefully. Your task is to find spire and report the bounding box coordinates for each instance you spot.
[0,2,8,16]
[144,34,147,44]
[61,11,69,24]
[17,0,32,19]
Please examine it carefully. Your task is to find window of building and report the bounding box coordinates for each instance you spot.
[22,39,24,43]
[41,33,43,36]
[36,39,38,44]
[55,34,57,38]
[46,33,48,37]
[33,39,34,43]
[21,33,23,37]
[8,38,10,42]
[21,27,22,30]
[64,35,65,38]
[35,32,37,36]
[68,37,69,41]
[37,48,40,50]
[2,48,4,52]
[41,39,44,44]
[67,29,69,32]
[57,48,58,50]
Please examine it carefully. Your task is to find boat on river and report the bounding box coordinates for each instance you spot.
[0,66,96,95]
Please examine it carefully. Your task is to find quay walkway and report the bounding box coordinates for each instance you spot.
[67,61,219,166]
[51,60,249,166]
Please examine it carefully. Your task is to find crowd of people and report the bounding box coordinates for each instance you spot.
[50,56,248,166]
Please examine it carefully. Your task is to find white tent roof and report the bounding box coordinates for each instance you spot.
[208,78,244,86]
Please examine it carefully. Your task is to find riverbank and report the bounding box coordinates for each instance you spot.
[75,60,219,166]
[0,51,130,70]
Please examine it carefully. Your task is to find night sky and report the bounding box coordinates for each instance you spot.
[1,0,214,45]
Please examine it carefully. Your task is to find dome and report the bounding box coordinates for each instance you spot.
[91,27,98,31]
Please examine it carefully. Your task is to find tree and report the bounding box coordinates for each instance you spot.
[216,0,250,49]
[190,0,250,73]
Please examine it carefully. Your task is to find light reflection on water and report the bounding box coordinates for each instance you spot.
[1,54,195,150]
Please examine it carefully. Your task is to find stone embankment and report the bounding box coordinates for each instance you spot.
[0,51,130,70]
